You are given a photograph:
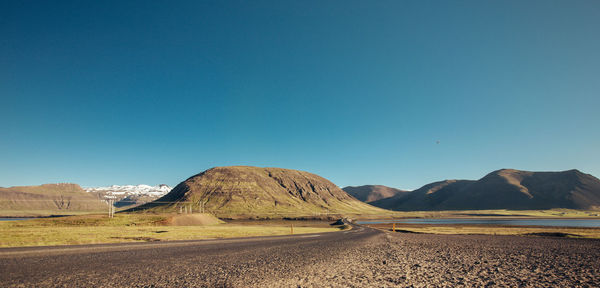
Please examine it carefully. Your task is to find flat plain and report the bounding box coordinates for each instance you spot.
[0,214,342,247]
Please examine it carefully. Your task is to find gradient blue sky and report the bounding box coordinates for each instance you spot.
[1,0,599,189]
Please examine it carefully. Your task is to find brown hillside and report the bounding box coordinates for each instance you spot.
[132,166,390,218]
[0,183,107,217]
[370,180,474,210]
[370,169,600,211]
[342,185,409,203]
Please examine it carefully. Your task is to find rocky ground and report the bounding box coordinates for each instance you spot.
[2,226,599,287]
[266,232,600,287]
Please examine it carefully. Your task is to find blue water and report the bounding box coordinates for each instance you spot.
[0,218,33,221]
[357,218,600,228]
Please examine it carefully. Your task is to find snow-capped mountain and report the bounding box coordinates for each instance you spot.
[85,184,172,196]
[85,184,172,208]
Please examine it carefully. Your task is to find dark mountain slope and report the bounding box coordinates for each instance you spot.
[370,169,600,211]
[342,185,409,203]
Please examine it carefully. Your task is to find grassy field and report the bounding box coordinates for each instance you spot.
[0,213,344,248]
[3,208,598,247]
[367,223,600,239]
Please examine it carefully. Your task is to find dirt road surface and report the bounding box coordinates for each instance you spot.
[1,224,599,287]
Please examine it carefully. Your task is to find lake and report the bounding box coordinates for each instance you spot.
[0,218,33,221]
[357,218,600,228]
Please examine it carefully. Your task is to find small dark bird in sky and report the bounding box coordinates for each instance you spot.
[436,140,440,144]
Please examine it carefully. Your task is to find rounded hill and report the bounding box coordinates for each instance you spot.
[133,166,390,218]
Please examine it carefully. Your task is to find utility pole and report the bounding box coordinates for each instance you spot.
[110,199,115,218]
[105,196,116,218]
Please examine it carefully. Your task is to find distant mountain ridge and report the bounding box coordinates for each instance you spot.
[0,183,106,216]
[85,184,172,208]
[370,169,600,211]
[132,166,389,218]
[342,185,409,203]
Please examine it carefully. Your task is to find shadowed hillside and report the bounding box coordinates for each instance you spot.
[370,180,474,210]
[0,183,107,217]
[342,185,409,203]
[370,169,600,211]
[132,166,391,218]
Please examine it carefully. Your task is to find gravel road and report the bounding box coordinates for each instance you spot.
[1,224,599,287]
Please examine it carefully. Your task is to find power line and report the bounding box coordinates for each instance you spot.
[0,200,203,203]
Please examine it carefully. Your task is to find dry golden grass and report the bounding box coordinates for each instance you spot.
[367,223,600,239]
[0,225,339,247]
[0,213,342,247]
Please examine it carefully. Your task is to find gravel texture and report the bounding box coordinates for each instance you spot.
[1,225,599,287]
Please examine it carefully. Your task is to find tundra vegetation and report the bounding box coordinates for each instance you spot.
[0,213,345,247]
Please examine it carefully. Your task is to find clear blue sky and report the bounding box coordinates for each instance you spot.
[1,0,599,189]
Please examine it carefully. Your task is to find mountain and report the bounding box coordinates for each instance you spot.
[0,183,107,217]
[85,184,172,208]
[370,180,474,210]
[132,166,390,218]
[371,169,600,211]
[342,185,410,203]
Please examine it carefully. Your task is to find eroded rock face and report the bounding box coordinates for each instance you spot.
[134,166,387,217]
